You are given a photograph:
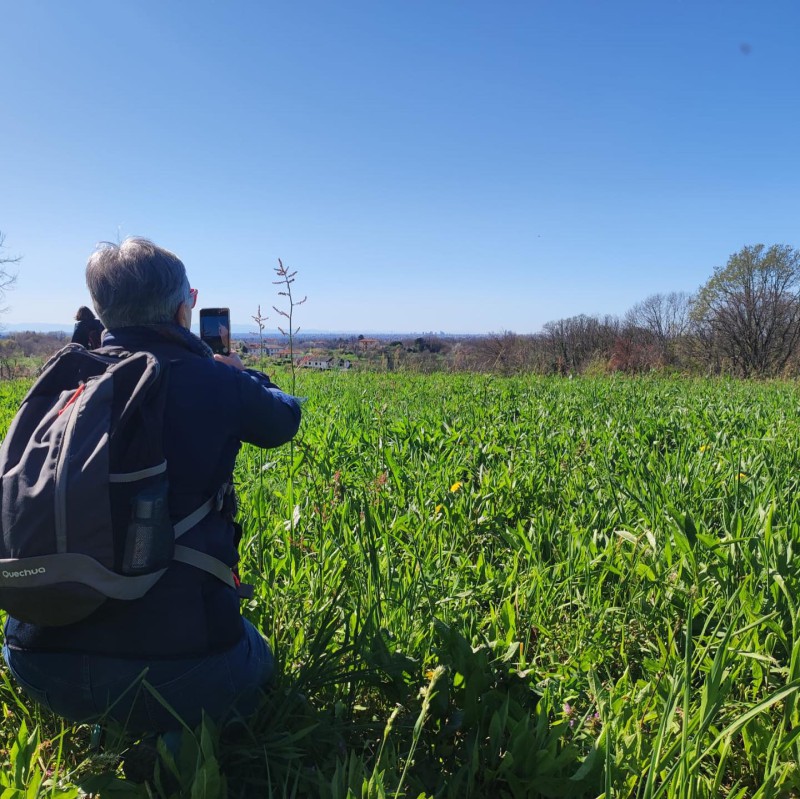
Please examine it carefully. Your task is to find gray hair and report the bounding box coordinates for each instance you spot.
[86,237,190,329]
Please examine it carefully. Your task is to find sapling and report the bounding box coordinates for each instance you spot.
[272,258,307,397]
[251,304,268,365]
[272,259,306,539]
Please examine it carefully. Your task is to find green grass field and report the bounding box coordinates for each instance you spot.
[1,371,799,797]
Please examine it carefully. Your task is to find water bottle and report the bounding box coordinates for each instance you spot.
[122,483,174,574]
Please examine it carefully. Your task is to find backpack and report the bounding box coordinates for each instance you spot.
[0,343,245,627]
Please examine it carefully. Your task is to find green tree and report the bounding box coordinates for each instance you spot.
[692,244,800,377]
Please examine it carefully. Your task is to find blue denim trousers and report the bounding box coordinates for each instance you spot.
[2,620,274,734]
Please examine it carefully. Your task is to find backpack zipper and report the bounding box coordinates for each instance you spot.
[57,383,86,416]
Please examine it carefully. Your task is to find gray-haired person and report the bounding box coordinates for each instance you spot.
[3,237,302,734]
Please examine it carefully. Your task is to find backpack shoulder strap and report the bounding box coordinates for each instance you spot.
[170,484,253,598]
[172,546,236,588]
[173,494,218,538]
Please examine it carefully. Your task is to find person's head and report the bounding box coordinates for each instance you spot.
[85,237,195,330]
[75,306,96,322]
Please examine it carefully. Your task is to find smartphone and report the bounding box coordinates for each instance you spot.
[199,307,231,355]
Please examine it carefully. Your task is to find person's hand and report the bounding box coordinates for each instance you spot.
[214,352,245,370]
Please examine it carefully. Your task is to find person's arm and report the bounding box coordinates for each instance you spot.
[214,353,301,448]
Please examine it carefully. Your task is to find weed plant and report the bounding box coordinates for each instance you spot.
[1,374,800,796]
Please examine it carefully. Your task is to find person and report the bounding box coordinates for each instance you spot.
[2,237,302,734]
[71,305,105,349]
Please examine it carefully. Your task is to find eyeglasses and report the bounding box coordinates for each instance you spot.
[188,288,198,309]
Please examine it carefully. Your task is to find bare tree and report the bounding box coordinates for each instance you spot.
[542,314,619,373]
[692,244,800,377]
[472,331,532,375]
[0,232,19,310]
[626,291,692,347]
[624,291,693,368]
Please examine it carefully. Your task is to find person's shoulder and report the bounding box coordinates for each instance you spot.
[169,351,240,380]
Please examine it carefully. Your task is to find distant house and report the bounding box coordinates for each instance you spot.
[296,355,351,370]
[356,338,381,351]
[297,355,334,370]
[238,340,290,358]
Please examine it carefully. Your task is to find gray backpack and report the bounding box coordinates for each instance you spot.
[0,344,239,627]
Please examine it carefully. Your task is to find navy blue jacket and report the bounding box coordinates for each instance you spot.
[5,325,301,658]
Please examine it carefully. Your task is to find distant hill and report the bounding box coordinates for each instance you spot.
[1,322,74,334]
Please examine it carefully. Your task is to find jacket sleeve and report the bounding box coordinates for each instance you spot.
[234,368,302,448]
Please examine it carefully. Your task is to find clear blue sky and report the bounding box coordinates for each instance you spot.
[1,1,798,335]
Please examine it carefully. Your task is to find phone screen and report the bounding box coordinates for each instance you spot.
[200,308,231,355]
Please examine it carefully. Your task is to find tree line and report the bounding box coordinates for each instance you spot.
[462,244,800,378]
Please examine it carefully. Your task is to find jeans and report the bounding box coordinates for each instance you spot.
[2,620,274,734]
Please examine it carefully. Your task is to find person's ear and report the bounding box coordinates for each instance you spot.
[175,301,191,330]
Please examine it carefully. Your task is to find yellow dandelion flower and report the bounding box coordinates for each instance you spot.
[699,445,708,452]
[738,472,748,480]
[450,481,462,493]
[434,504,443,514]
